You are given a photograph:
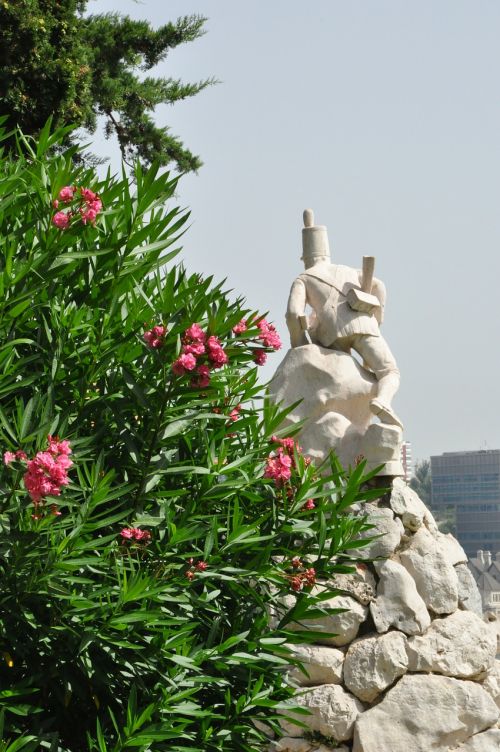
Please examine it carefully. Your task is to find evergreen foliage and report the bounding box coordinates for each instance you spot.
[0,1,212,171]
[0,123,377,751]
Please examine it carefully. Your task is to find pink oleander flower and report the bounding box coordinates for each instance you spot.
[186,570,195,581]
[291,575,303,592]
[132,528,151,543]
[24,449,72,504]
[58,185,75,203]
[190,364,211,389]
[120,527,151,543]
[184,323,206,343]
[264,452,292,485]
[271,435,297,454]
[232,319,247,335]
[52,199,59,209]
[3,451,16,465]
[80,207,98,225]
[257,319,282,350]
[303,499,315,510]
[89,197,103,213]
[183,342,205,357]
[47,435,72,457]
[208,347,228,368]
[80,187,98,203]
[206,336,228,368]
[144,324,166,349]
[253,350,267,366]
[172,352,197,375]
[52,211,71,230]
[229,404,242,422]
[195,560,208,571]
[303,567,316,586]
[291,556,302,569]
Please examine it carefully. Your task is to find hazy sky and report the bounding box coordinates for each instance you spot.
[89,0,500,464]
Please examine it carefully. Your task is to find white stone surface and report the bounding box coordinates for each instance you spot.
[288,592,368,647]
[389,477,437,532]
[269,344,403,473]
[352,503,404,560]
[287,644,344,686]
[274,740,349,752]
[280,684,364,741]
[328,565,376,605]
[435,530,468,565]
[456,563,484,616]
[352,674,499,752]
[399,525,459,614]
[343,631,408,702]
[406,610,497,679]
[482,660,500,708]
[454,729,500,751]
[370,559,431,635]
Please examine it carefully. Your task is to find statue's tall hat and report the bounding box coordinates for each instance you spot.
[301,209,330,262]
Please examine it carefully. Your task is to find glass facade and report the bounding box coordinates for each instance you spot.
[431,450,500,556]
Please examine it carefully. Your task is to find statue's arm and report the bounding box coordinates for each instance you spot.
[371,277,386,325]
[286,278,308,347]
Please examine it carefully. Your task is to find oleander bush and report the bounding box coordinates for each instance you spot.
[0,121,377,751]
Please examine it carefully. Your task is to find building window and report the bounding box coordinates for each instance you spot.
[491,592,500,604]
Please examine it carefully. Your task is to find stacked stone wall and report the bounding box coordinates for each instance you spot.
[273,479,500,752]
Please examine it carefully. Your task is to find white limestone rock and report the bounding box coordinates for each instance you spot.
[352,503,404,560]
[370,559,431,635]
[435,530,468,565]
[399,525,459,614]
[273,740,349,752]
[456,563,484,616]
[287,644,344,686]
[289,592,368,647]
[280,684,364,741]
[389,477,437,532]
[343,631,408,702]
[328,565,376,605]
[406,610,497,679]
[481,660,500,708]
[352,674,499,752]
[454,729,500,751]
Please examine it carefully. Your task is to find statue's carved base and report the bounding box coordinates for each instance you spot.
[269,344,403,475]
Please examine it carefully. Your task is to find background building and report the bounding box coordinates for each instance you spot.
[400,441,413,483]
[431,449,500,557]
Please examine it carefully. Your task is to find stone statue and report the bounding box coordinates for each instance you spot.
[286,209,402,430]
[269,209,404,475]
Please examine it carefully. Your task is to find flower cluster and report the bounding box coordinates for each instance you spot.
[52,185,103,229]
[257,319,282,350]
[232,319,248,335]
[185,558,208,580]
[232,317,282,367]
[120,527,152,544]
[143,324,167,349]
[289,557,317,592]
[3,449,27,465]
[172,324,228,388]
[264,435,303,487]
[3,436,73,517]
